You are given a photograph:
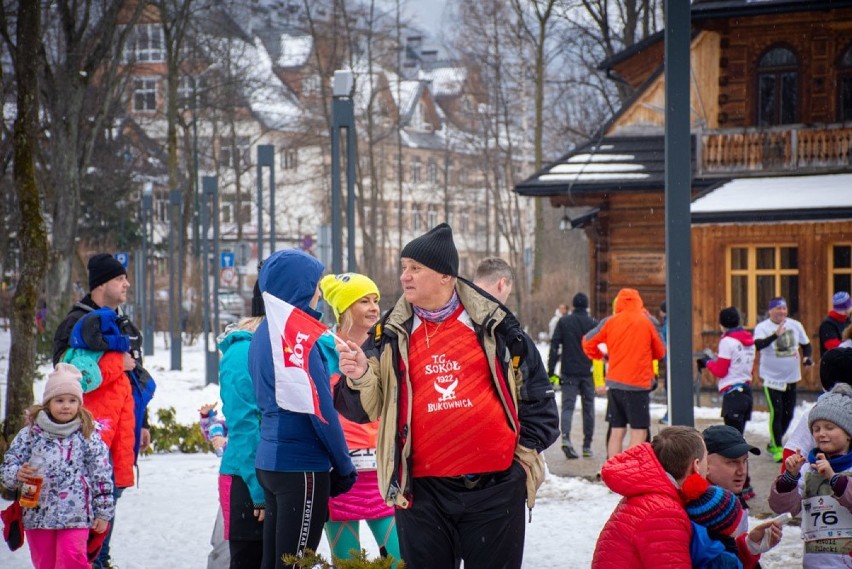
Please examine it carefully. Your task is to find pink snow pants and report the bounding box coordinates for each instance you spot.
[27,528,90,569]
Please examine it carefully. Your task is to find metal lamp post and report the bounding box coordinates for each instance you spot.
[141,183,154,356]
[256,144,276,261]
[664,0,694,427]
[330,69,357,273]
[201,176,220,385]
[168,189,183,370]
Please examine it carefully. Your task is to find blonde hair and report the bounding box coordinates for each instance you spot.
[338,309,355,336]
[29,401,97,438]
[236,316,264,333]
[843,324,852,342]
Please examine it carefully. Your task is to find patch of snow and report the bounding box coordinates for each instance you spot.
[0,333,807,567]
[692,173,852,213]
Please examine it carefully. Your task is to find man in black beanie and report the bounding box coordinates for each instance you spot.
[335,223,558,569]
[52,252,156,569]
[548,291,598,459]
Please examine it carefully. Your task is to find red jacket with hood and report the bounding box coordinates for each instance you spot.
[82,351,136,488]
[592,442,692,569]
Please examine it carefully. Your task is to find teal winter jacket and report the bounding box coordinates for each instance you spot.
[219,328,265,506]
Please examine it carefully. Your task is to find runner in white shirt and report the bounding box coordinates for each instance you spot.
[753,297,813,462]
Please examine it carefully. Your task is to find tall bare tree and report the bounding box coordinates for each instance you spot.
[0,0,49,442]
[38,1,144,337]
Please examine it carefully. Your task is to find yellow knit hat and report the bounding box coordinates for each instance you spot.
[320,273,380,321]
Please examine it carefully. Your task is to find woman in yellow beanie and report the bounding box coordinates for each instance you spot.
[317,273,401,567]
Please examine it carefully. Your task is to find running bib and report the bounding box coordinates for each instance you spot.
[802,493,852,541]
[349,448,377,471]
[763,377,788,391]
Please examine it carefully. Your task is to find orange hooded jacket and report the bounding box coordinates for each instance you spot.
[582,288,666,390]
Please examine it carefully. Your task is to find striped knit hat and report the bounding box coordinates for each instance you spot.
[682,474,743,536]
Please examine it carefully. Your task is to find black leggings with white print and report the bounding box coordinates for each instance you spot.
[256,470,330,569]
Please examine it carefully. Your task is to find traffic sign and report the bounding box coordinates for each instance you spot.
[220,267,236,286]
[221,251,235,269]
[115,252,129,268]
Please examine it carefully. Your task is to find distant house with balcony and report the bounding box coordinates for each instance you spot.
[515,0,852,389]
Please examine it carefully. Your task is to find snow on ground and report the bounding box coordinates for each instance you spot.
[0,334,807,567]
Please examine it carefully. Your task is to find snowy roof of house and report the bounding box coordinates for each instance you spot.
[232,37,303,131]
[691,173,852,223]
[420,66,467,98]
[516,135,695,196]
[277,33,313,68]
[386,74,423,118]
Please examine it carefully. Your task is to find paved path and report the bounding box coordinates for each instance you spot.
[544,389,816,519]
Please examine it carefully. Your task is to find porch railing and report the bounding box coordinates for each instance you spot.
[697,123,852,175]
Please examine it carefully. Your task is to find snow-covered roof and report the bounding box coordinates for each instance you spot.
[420,66,466,98]
[277,33,312,68]
[386,72,423,118]
[516,135,673,195]
[691,173,852,223]
[233,37,303,131]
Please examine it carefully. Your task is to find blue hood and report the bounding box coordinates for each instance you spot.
[258,249,324,311]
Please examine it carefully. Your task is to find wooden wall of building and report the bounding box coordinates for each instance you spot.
[693,220,852,391]
[698,8,852,127]
[555,188,850,391]
[609,31,722,133]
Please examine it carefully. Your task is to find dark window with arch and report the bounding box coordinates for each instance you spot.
[839,45,852,122]
[757,46,798,126]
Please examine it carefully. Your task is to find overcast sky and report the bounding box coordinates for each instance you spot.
[376,0,450,39]
[405,0,449,34]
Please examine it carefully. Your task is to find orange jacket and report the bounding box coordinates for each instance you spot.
[582,289,666,390]
[83,351,136,488]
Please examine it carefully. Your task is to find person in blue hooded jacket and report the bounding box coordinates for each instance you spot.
[249,249,356,569]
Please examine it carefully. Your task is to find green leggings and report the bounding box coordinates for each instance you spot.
[324,515,401,567]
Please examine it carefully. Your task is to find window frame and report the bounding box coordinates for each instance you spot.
[756,44,799,126]
[830,242,852,308]
[126,23,165,63]
[726,244,800,327]
[132,77,159,113]
[838,44,852,122]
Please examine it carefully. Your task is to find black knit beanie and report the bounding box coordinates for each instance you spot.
[251,280,265,317]
[719,307,740,329]
[88,253,127,291]
[820,347,852,391]
[572,292,589,309]
[400,223,459,276]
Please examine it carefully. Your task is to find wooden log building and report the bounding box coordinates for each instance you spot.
[516,0,852,390]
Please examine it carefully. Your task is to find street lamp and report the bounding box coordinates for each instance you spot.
[559,207,600,231]
[141,182,154,356]
[256,144,276,261]
[330,69,357,273]
[201,176,220,385]
[168,189,183,370]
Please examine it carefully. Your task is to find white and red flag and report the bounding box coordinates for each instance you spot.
[262,291,331,423]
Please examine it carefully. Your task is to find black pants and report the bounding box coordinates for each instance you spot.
[395,462,527,569]
[256,470,329,569]
[560,375,595,446]
[721,385,753,434]
[229,475,264,569]
[765,383,796,449]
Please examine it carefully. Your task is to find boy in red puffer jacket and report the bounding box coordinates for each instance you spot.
[592,426,705,569]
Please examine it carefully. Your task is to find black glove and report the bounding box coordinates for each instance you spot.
[329,469,358,497]
[803,357,814,367]
[696,357,708,371]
